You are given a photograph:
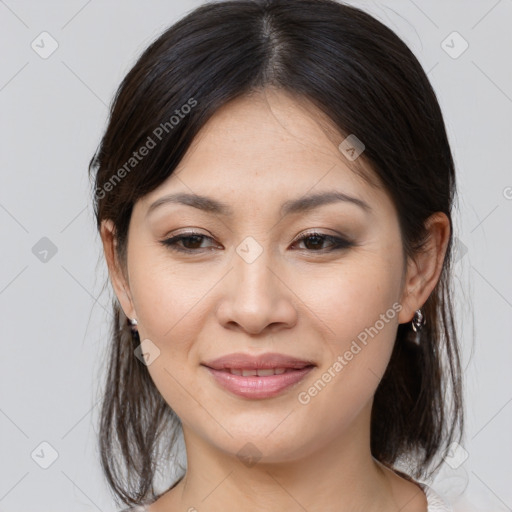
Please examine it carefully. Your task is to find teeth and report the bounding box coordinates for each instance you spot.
[226,368,291,376]
[256,368,275,377]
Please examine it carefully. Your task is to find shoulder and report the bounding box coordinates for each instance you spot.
[418,483,453,512]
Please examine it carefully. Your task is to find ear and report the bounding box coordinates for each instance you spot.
[398,212,451,324]
[100,219,137,320]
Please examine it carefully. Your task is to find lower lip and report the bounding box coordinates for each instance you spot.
[203,366,314,399]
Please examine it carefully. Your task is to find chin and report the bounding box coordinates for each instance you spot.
[194,419,321,465]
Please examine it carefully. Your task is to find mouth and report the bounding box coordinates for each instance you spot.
[201,352,316,399]
[218,367,308,376]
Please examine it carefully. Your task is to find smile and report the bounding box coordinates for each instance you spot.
[204,365,315,399]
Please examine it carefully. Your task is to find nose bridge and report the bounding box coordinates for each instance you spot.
[216,235,297,334]
[233,235,277,305]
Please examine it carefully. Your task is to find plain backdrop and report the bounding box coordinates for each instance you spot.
[1,1,511,511]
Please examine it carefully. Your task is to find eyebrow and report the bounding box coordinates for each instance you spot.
[146,190,372,218]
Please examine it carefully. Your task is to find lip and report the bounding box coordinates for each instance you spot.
[201,352,316,399]
[202,352,316,371]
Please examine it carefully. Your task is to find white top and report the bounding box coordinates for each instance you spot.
[419,483,453,511]
[119,483,452,512]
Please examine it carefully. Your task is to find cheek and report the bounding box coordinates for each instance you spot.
[130,263,208,417]
[302,252,402,347]
[127,253,215,402]
[294,252,403,401]
[129,251,209,345]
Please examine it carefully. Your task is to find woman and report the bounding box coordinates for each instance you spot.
[89,0,463,510]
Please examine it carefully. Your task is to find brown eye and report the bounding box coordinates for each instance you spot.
[159,231,354,254]
[160,232,217,252]
[293,232,354,252]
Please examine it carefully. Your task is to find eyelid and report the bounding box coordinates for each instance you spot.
[291,229,347,244]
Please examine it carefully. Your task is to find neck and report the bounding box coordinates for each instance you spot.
[165,402,401,512]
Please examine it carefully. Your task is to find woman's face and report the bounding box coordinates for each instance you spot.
[104,89,422,463]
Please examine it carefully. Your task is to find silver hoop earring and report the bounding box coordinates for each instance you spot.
[411,309,425,333]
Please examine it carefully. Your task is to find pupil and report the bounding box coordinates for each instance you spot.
[184,235,202,248]
[306,235,322,250]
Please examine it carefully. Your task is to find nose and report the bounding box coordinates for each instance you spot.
[215,245,298,336]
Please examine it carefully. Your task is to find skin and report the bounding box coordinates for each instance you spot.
[101,88,450,512]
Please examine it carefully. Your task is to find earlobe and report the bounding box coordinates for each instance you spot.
[398,256,424,324]
[100,219,136,320]
[397,212,450,324]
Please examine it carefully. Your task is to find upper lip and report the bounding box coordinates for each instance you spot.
[202,352,316,370]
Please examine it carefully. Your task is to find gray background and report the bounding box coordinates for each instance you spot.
[1,0,511,510]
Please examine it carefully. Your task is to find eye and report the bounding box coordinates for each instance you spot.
[291,231,354,252]
[159,230,354,254]
[159,231,218,253]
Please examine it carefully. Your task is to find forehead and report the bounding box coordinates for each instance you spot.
[183,88,368,177]
[140,88,388,215]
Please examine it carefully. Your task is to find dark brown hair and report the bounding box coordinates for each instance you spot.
[89,0,464,506]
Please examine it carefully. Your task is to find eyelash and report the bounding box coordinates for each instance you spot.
[159,231,354,254]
